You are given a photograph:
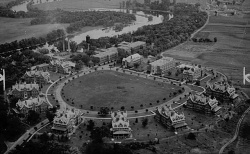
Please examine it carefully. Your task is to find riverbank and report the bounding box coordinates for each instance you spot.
[0,17,103,44]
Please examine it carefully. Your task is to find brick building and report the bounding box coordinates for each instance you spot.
[122,53,142,68]
[149,57,175,75]
[49,60,75,74]
[206,81,239,101]
[187,93,221,114]
[22,70,50,85]
[155,105,187,131]
[16,95,50,117]
[52,108,83,134]
[9,82,40,99]
[93,47,118,64]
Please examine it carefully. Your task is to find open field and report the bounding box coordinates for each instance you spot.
[0,17,68,44]
[33,0,145,11]
[208,15,249,25]
[162,3,250,93]
[62,70,179,111]
[0,17,102,44]
[0,0,13,6]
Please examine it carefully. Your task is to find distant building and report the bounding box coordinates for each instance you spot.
[155,105,187,131]
[93,47,118,64]
[122,53,142,68]
[8,82,40,99]
[31,63,50,72]
[52,108,83,134]
[22,70,50,85]
[178,64,202,81]
[149,57,175,75]
[49,60,75,74]
[110,110,132,139]
[187,93,221,114]
[206,81,239,101]
[117,41,146,55]
[16,95,50,117]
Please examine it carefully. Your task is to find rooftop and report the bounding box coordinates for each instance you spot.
[24,70,50,79]
[11,82,39,92]
[150,57,174,66]
[16,96,48,110]
[158,105,185,123]
[122,53,142,63]
[93,47,118,58]
[111,110,130,128]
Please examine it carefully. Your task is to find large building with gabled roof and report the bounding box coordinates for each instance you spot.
[22,70,50,85]
[110,110,132,139]
[8,82,40,99]
[206,81,239,101]
[52,108,83,134]
[187,93,221,114]
[49,59,75,74]
[16,95,50,117]
[155,105,187,131]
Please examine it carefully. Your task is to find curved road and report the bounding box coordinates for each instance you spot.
[51,65,192,118]
[219,106,250,154]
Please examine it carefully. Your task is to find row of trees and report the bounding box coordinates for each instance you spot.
[0,29,65,54]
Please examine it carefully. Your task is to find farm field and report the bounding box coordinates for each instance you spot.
[208,15,249,25]
[162,1,250,91]
[62,70,180,111]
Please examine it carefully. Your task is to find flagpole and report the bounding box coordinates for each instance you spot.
[3,69,5,92]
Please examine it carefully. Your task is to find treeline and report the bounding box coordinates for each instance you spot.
[0,29,65,55]
[29,10,136,33]
[79,3,207,58]
[0,2,44,18]
[5,0,27,8]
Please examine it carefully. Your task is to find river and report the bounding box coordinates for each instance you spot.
[11,1,167,44]
[72,8,164,44]
[11,1,30,12]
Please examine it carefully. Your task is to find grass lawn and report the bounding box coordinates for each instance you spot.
[175,106,217,130]
[62,70,179,111]
[130,116,174,141]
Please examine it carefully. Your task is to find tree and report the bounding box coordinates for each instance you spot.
[38,48,49,54]
[87,120,95,131]
[214,37,217,42]
[187,132,196,140]
[46,110,56,123]
[91,57,100,65]
[27,110,40,125]
[75,60,84,70]
[240,122,250,141]
[90,126,110,143]
[142,118,148,127]
[81,55,90,65]
[99,107,110,116]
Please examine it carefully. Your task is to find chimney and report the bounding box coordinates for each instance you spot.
[63,38,65,52]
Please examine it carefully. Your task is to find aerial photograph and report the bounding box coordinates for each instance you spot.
[0,0,249,153]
